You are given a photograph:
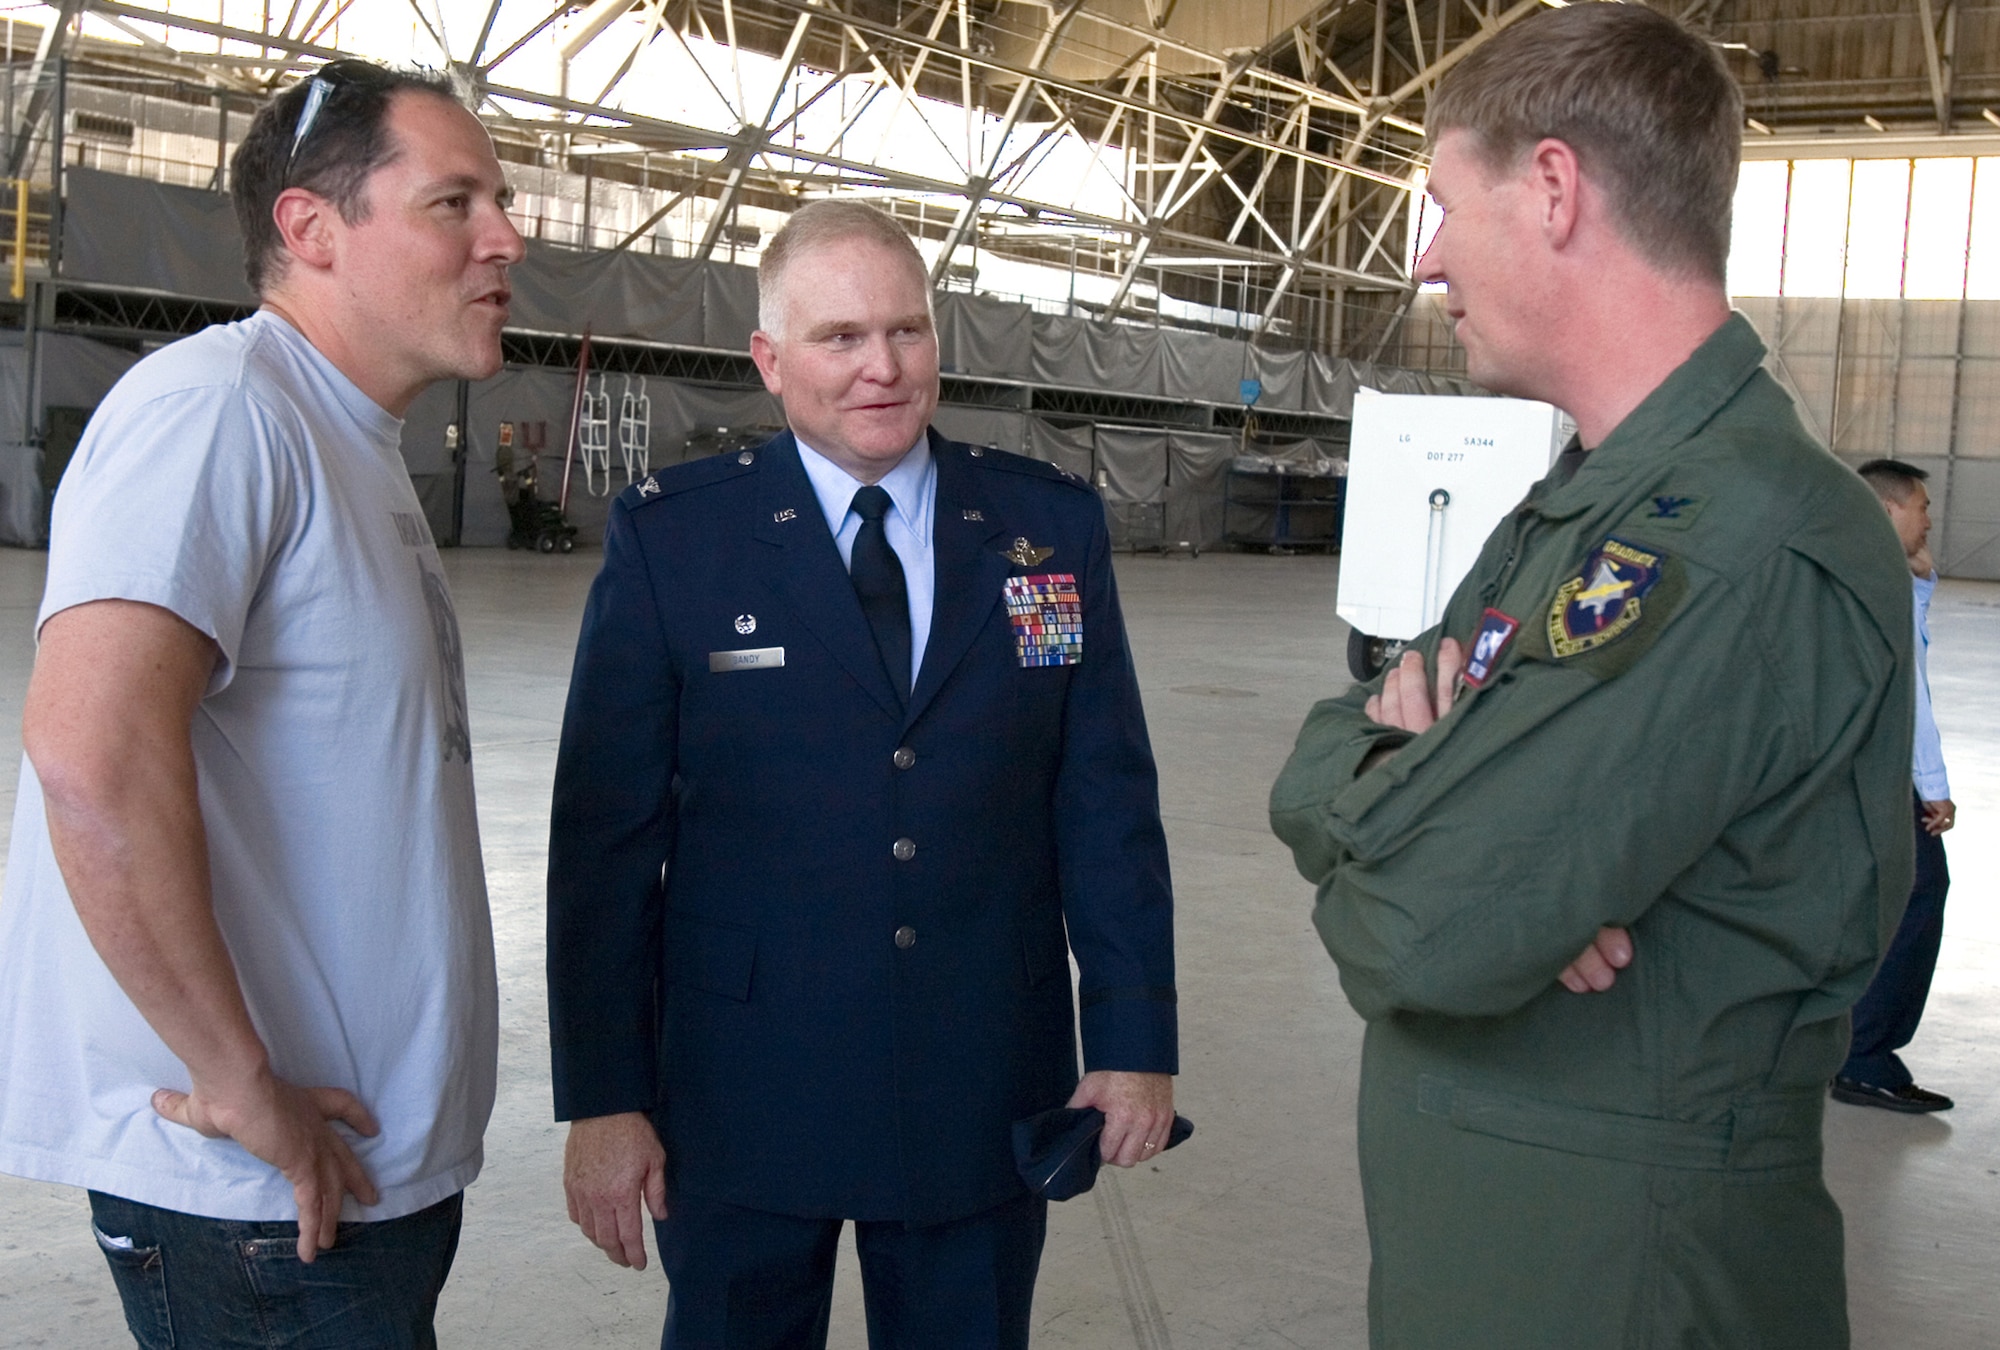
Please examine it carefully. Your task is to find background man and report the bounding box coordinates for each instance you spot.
[548,199,1178,1349]
[1269,7,1913,1346]
[1836,459,1956,1113]
[0,62,522,1346]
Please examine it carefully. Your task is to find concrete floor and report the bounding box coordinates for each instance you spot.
[0,544,1995,1348]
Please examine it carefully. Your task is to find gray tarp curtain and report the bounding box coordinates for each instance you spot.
[700,264,759,350]
[930,405,1027,455]
[62,168,256,304]
[1031,316,1165,394]
[937,293,1033,379]
[1025,420,1094,482]
[1164,432,1238,550]
[1160,328,1248,405]
[510,241,705,345]
[57,170,1418,420]
[0,334,142,546]
[1248,347,1307,411]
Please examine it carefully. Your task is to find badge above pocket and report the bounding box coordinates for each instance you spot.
[1003,573,1081,667]
[1462,608,1520,688]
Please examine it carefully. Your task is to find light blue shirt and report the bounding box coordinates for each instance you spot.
[1912,571,1950,801]
[796,437,936,688]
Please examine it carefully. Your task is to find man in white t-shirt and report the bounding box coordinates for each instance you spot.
[0,60,522,1347]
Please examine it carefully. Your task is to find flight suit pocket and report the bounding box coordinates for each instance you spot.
[666,911,758,1001]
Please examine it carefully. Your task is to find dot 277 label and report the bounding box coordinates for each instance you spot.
[1003,573,1081,667]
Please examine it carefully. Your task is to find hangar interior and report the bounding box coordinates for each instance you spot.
[2,0,1999,1346]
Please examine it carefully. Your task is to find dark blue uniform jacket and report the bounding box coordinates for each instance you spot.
[547,430,1177,1226]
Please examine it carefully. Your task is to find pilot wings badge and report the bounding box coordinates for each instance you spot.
[1547,537,1663,658]
[1002,537,1055,567]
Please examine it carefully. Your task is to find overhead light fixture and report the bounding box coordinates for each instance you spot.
[1985,108,2000,129]
[1746,118,1773,135]
[1864,115,1887,132]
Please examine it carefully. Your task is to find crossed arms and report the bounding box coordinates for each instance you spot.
[1359,637,1632,997]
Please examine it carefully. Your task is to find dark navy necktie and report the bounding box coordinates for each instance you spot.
[849,485,911,702]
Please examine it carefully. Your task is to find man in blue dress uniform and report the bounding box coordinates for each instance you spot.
[546,199,1179,1348]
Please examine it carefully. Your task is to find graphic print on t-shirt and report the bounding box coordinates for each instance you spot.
[416,555,473,764]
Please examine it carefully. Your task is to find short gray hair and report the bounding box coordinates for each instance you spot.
[1426,3,1742,284]
[757,199,931,336]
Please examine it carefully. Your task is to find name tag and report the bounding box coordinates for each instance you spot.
[709,647,785,673]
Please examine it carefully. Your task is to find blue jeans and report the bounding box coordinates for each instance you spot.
[88,1190,463,1350]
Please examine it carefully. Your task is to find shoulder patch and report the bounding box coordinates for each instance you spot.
[964,444,1095,493]
[1547,537,1663,658]
[617,451,757,509]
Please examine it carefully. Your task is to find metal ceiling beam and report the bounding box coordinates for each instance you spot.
[1103,51,1256,318]
[929,0,1084,284]
[739,0,1419,192]
[1913,0,1957,133]
[75,0,1427,306]
[695,3,815,259]
[10,0,88,178]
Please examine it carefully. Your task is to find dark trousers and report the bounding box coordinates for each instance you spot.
[1842,795,1951,1090]
[653,1190,1048,1350]
[87,1190,463,1350]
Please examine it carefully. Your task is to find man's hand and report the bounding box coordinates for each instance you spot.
[564,1112,668,1269]
[1922,798,1955,835]
[1557,926,1633,994]
[1365,639,1465,734]
[1066,1070,1174,1169]
[153,1072,379,1263]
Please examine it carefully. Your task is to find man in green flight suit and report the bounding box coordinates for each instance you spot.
[1270,7,1915,1347]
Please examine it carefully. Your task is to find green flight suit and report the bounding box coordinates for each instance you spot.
[1271,315,1915,1349]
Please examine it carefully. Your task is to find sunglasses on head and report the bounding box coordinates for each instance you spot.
[286,59,397,175]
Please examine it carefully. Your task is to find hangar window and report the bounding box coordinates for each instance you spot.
[1725,155,1997,301]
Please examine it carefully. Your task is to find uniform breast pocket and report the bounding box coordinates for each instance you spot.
[666,910,759,1002]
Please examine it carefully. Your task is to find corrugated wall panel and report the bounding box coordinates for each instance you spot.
[1941,459,2000,580]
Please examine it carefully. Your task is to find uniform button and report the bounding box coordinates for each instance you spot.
[737,450,755,465]
[892,837,916,861]
[892,746,916,770]
[969,446,985,457]
[894,925,916,949]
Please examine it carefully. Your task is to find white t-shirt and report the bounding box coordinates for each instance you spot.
[0,311,497,1222]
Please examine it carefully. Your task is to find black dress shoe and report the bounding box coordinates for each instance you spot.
[1830,1077,1954,1113]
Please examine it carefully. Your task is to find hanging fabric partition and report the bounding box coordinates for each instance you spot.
[0,333,144,546]
[1247,346,1308,411]
[937,293,1034,379]
[701,263,760,350]
[1031,315,1164,395]
[508,240,706,346]
[1163,431,1238,550]
[932,404,1027,454]
[62,168,254,303]
[1026,418,1094,482]
[1159,328,1248,405]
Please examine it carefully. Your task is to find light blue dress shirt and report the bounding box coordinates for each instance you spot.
[796,437,937,689]
[1911,571,1950,801]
